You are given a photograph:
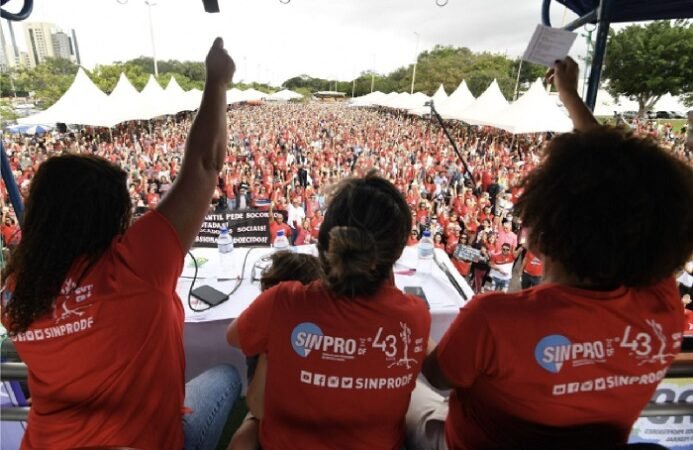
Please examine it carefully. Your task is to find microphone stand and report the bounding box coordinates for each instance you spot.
[426,100,475,185]
[433,252,469,302]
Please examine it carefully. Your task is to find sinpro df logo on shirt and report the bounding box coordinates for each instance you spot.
[534,334,606,373]
[291,322,358,358]
[292,322,324,357]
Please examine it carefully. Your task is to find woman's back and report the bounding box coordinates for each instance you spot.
[238,280,430,450]
[5,212,185,450]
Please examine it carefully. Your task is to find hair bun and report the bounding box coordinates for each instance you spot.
[325,226,378,296]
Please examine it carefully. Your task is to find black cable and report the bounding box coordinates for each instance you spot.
[186,250,211,312]
[185,246,264,312]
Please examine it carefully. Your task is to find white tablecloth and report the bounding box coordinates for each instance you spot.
[180,245,473,381]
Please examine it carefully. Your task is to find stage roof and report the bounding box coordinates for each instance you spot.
[556,0,693,23]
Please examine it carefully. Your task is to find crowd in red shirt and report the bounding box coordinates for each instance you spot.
[2,104,691,291]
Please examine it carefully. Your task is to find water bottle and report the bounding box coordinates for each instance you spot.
[273,229,290,251]
[217,226,235,277]
[417,229,435,275]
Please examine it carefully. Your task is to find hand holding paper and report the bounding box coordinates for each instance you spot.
[523,24,578,67]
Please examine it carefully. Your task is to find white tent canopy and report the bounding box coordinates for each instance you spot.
[268,89,303,101]
[376,92,409,109]
[410,84,447,115]
[488,79,573,134]
[139,75,169,119]
[349,91,388,107]
[592,89,640,116]
[401,92,430,111]
[104,73,150,124]
[454,79,509,125]
[437,80,475,120]
[182,88,203,111]
[239,88,268,102]
[654,93,688,113]
[18,68,112,126]
[161,76,187,115]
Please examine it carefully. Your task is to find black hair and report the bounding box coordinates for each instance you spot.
[514,127,693,287]
[3,154,131,335]
[318,172,411,298]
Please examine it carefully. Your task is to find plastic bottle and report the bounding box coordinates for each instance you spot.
[217,226,235,277]
[417,229,435,275]
[273,229,290,251]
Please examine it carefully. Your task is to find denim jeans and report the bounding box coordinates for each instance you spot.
[491,277,510,292]
[183,364,242,450]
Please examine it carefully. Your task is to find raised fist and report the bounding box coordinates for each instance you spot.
[205,37,235,86]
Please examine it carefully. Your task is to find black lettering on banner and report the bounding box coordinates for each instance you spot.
[193,209,271,248]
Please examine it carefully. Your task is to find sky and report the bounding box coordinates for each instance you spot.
[3,0,598,86]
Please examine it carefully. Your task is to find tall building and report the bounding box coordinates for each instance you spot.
[0,22,9,72]
[71,29,81,65]
[23,22,56,67]
[0,42,8,73]
[1,19,22,69]
[6,19,19,60]
[52,31,72,60]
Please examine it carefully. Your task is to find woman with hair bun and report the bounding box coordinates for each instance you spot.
[227,172,431,450]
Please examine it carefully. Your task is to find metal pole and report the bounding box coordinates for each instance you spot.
[581,26,594,99]
[584,0,614,111]
[371,54,375,93]
[1,141,24,227]
[513,58,524,101]
[428,101,474,183]
[411,32,419,94]
[352,78,356,97]
[145,1,158,77]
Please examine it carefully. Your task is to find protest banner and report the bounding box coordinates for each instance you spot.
[194,209,271,248]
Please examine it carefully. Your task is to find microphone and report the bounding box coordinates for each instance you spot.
[433,252,469,302]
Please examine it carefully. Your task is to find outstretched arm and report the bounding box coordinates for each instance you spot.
[157,38,235,251]
[546,57,599,133]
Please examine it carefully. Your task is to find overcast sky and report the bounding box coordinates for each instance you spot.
[5,0,598,86]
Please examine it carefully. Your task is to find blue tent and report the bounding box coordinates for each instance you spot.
[6,124,52,135]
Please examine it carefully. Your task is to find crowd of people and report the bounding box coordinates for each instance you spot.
[3,98,692,293]
[1,38,693,450]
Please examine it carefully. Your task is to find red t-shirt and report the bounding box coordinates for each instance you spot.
[436,278,684,450]
[269,221,292,242]
[1,223,21,245]
[2,212,185,450]
[523,250,544,277]
[237,281,431,450]
[684,309,693,336]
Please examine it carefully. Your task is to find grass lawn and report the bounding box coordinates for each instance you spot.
[596,117,687,130]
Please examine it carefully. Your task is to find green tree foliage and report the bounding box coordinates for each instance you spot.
[0,99,20,125]
[603,20,693,115]
[2,58,78,107]
[282,47,545,100]
[2,56,208,109]
[283,75,335,93]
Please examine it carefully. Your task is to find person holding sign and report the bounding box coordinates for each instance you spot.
[227,173,431,450]
[1,39,241,450]
[407,57,693,450]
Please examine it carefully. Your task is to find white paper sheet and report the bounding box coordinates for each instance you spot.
[523,24,578,67]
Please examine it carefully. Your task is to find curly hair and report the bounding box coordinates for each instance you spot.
[514,126,693,288]
[318,172,412,298]
[3,154,131,335]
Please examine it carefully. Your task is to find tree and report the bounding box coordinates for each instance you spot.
[603,20,693,115]
[0,99,19,125]
[6,58,79,108]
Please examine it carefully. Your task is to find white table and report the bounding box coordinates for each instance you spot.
[180,246,473,382]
